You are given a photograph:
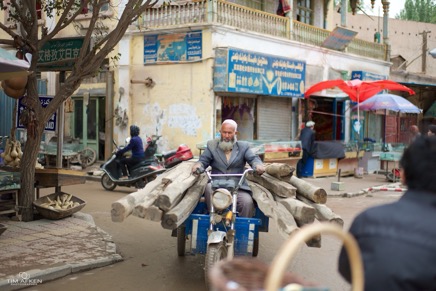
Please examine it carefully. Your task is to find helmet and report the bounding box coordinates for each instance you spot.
[130,125,140,137]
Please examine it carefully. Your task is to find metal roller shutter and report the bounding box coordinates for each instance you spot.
[257,96,292,140]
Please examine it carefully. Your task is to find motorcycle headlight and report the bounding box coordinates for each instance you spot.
[212,188,232,211]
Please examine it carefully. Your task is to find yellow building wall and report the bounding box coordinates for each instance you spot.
[124,31,215,155]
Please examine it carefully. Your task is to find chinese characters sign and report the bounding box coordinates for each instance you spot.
[38,38,85,71]
[213,48,306,97]
[16,96,57,132]
[144,31,202,64]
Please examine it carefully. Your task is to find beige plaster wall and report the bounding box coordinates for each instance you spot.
[125,31,215,154]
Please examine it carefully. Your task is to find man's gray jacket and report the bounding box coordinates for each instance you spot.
[197,139,263,191]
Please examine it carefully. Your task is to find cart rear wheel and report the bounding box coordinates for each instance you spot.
[101,174,116,191]
[177,226,186,256]
[205,241,227,287]
[79,147,97,168]
[252,237,259,257]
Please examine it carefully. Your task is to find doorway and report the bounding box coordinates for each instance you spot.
[73,96,106,161]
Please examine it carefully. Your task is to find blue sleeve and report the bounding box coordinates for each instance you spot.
[117,140,133,155]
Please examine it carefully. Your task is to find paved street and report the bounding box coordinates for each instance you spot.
[0,173,403,290]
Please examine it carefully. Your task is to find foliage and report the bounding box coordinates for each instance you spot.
[397,0,436,23]
[0,0,157,221]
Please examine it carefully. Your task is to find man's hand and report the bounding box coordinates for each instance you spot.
[254,164,265,175]
[191,163,204,174]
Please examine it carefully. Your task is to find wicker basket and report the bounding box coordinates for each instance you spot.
[209,222,364,291]
[33,192,86,220]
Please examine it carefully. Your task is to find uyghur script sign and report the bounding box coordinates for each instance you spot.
[144,31,202,64]
[37,38,85,71]
[213,48,306,97]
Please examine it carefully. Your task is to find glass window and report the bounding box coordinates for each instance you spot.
[297,0,312,24]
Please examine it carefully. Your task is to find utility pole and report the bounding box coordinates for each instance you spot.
[420,30,431,73]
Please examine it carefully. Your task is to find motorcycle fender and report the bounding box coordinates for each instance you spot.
[207,231,226,245]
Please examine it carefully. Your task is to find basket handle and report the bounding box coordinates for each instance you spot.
[264,222,364,291]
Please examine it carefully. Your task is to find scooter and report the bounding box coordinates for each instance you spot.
[100,138,166,191]
[154,142,194,168]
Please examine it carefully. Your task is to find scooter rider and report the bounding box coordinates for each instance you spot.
[116,125,145,180]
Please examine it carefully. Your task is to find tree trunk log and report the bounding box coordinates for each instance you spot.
[155,162,199,211]
[275,197,316,227]
[132,186,164,219]
[297,196,344,227]
[265,163,295,178]
[161,174,208,230]
[247,172,296,198]
[248,181,298,239]
[140,205,163,222]
[111,173,167,222]
[288,176,327,204]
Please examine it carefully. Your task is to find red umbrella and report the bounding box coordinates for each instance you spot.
[304,79,415,102]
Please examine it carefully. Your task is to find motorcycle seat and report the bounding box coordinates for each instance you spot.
[163,149,177,159]
[130,158,156,171]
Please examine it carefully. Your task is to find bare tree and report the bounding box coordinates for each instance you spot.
[0,0,156,221]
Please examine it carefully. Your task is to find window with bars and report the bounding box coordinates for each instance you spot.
[297,0,313,24]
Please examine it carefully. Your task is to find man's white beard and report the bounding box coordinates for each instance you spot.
[219,136,236,152]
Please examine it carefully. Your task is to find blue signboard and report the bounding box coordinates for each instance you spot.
[16,96,57,132]
[144,31,202,64]
[214,48,306,97]
[351,71,387,81]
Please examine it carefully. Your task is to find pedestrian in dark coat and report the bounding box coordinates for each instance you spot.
[338,136,436,290]
[296,121,315,178]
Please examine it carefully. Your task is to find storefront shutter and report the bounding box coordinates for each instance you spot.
[257,96,292,140]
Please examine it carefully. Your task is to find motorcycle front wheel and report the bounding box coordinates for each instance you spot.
[101,174,117,191]
[204,241,228,288]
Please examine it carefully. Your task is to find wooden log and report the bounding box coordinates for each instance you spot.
[275,196,320,248]
[132,186,164,219]
[155,162,200,211]
[161,174,208,230]
[140,205,163,222]
[111,173,167,222]
[247,172,296,198]
[248,181,298,239]
[297,196,344,227]
[265,163,295,178]
[288,176,327,204]
[275,197,316,227]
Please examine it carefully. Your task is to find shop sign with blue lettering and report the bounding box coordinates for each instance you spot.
[214,48,306,97]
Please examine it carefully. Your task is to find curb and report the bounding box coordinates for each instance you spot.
[0,255,124,291]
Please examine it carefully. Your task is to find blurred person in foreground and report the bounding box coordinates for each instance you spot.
[338,135,436,291]
[191,119,265,217]
[427,124,436,136]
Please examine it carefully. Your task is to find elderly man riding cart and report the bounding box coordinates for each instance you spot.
[174,119,269,286]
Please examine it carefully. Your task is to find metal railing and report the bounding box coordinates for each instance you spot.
[140,0,387,61]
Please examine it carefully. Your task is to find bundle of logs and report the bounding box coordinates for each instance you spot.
[111,161,343,248]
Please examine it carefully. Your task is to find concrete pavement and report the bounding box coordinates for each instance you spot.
[0,171,403,290]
